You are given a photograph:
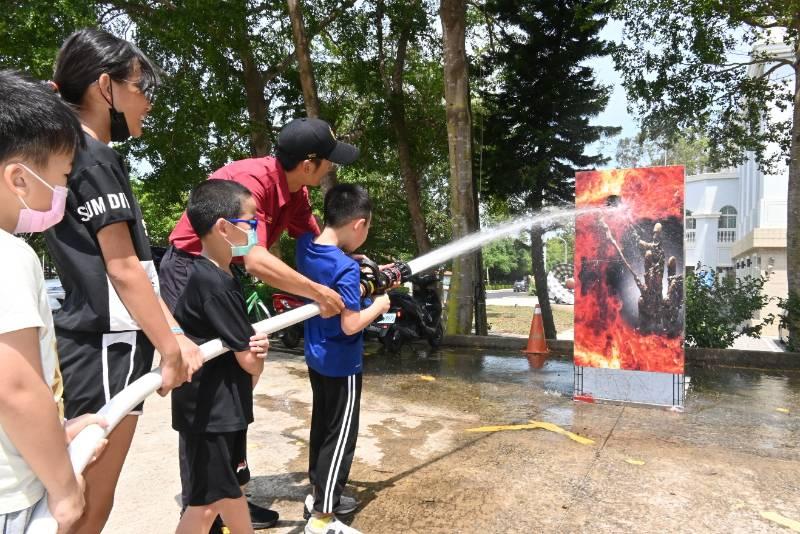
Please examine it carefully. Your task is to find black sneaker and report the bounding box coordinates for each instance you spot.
[248,501,280,529]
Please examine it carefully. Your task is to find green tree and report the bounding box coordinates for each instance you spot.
[318,0,453,258]
[483,238,529,282]
[0,1,96,78]
[544,231,574,274]
[685,267,773,349]
[1,1,448,269]
[614,130,711,175]
[479,0,619,338]
[613,0,800,343]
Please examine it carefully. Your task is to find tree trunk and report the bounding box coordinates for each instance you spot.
[239,42,270,157]
[393,111,432,253]
[288,0,320,118]
[474,249,488,335]
[787,58,800,347]
[530,227,557,339]
[377,1,431,254]
[441,0,479,335]
[287,0,337,193]
[239,33,276,259]
[471,84,486,335]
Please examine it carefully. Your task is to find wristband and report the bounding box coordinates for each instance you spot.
[171,326,184,335]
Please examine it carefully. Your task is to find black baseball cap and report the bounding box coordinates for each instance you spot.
[276,117,359,165]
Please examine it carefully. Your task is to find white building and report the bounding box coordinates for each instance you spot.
[685,165,787,335]
[686,33,793,335]
[685,169,739,276]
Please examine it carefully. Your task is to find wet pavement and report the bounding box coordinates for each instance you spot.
[107,343,800,533]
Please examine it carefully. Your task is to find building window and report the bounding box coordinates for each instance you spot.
[718,206,736,242]
[685,210,696,230]
[718,267,735,280]
[685,210,696,244]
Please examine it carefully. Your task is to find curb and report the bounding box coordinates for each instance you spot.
[441,335,800,370]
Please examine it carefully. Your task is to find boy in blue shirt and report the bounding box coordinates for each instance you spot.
[296,184,390,534]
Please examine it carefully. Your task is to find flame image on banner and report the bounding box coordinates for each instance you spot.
[574,166,685,373]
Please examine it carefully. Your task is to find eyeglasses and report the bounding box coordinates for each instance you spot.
[121,78,156,102]
[226,218,258,230]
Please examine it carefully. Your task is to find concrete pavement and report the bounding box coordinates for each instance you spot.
[105,345,799,533]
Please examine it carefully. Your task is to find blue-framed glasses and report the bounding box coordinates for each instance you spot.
[226,218,258,230]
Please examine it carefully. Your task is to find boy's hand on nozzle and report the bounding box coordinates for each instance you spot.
[249,332,269,359]
[376,294,391,314]
[350,253,394,271]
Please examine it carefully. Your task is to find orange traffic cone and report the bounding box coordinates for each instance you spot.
[523,304,549,368]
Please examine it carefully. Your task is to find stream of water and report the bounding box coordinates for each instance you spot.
[406,206,610,274]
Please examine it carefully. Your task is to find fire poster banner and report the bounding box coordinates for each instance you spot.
[574,166,685,382]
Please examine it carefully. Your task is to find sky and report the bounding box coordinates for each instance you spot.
[586,19,640,166]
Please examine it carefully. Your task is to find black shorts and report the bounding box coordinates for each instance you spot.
[56,328,155,419]
[179,430,250,507]
[158,245,198,312]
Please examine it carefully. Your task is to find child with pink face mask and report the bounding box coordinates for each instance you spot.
[0,70,108,534]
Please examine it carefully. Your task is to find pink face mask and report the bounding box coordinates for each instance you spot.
[13,164,68,234]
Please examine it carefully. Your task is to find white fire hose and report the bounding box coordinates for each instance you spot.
[26,304,320,534]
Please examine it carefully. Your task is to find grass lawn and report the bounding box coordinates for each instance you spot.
[486,304,574,336]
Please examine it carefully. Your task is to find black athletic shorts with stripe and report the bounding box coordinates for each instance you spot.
[56,328,155,419]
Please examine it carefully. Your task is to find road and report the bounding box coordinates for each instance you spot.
[485,288,539,307]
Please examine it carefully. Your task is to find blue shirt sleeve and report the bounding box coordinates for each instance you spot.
[295,232,313,272]
[336,263,362,312]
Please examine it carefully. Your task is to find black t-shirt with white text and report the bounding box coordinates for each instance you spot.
[171,256,255,433]
[45,132,158,333]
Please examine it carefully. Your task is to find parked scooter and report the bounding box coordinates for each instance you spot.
[366,270,443,352]
[271,292,305,348]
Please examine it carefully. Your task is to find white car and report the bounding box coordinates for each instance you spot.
[45,278,65,311]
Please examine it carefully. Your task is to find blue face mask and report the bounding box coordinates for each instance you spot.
[225,219,258,257]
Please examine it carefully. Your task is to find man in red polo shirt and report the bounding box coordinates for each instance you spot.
[159,118,358,531]
[160,117,358,318]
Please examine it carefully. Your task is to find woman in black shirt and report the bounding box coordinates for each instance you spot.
[45,29,202,533]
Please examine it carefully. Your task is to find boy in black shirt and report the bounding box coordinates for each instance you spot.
[172,180,269,534]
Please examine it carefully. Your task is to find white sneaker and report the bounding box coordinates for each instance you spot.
[304,516,362,534]
[303,493,359,519]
